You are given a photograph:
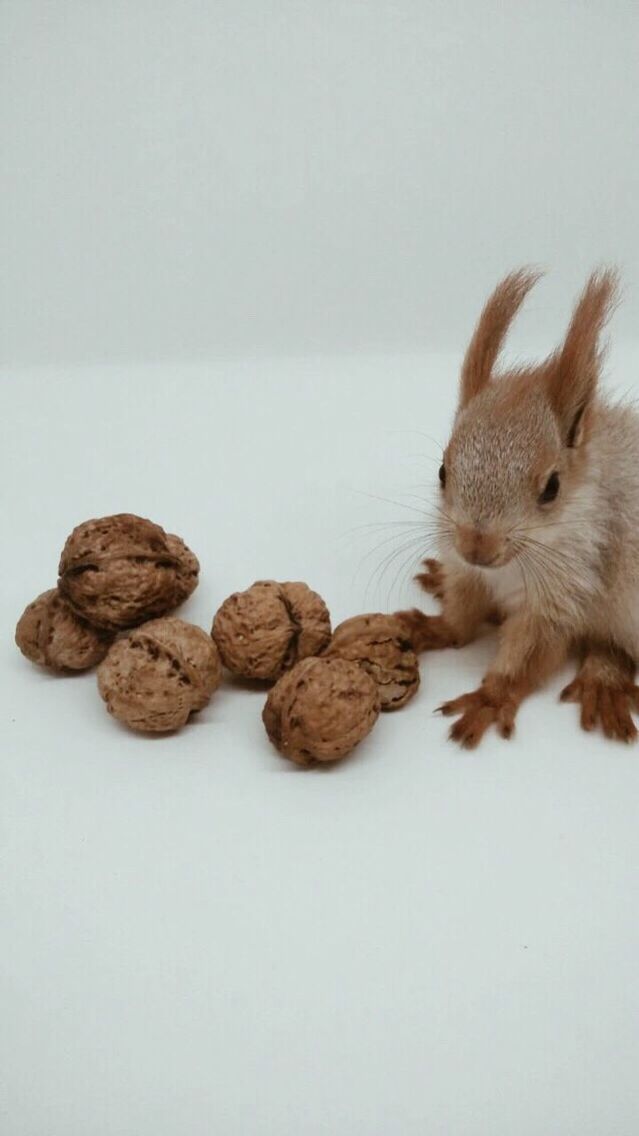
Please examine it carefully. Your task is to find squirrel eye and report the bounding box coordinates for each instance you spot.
[438,464,446,488]
[539,471,560,504]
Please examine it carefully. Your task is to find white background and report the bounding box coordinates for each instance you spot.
[2,3,639,1135]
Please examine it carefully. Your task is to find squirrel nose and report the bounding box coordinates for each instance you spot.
[455,525,502,567]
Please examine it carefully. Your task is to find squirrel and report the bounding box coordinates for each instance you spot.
[395,268,639,747]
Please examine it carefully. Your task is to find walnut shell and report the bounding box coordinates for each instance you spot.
[97,618,222,733]
[165,533,200,607]
[262,656,380,766]
[324,613,420,710]
[58,514,199,631]
[212,580,331,681]
[15,588,114,671]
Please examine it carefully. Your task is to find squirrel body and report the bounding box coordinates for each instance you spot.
[464,398,639,647]
[397,269,639,745]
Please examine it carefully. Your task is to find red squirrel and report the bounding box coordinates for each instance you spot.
[396,269,639,747]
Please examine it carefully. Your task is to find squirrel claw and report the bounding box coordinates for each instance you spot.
[392,609,458,653]
[440,682,518,748]
[560,677,639,743]
[415,558,445,599]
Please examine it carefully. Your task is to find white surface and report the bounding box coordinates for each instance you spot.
[2,0,639,365]
[3,351,639,1136]
[3,1,639,1131]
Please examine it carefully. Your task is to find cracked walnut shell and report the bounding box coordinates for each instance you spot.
[324,613,420,710]
[98,618,222,733]
[262,655,380,765]
[58,514,199,631]
[15,588,114,671]
[212,580,331,681]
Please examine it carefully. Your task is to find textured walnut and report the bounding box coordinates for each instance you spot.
[98,618,222,732]
[262,656,380,766]
[212,580,331,681]
[165,534,200,607]
[15,588,114,671]
[324,613,420,710]
[58,514,200,631]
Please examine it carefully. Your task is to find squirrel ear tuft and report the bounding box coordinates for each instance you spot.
[459,268,541,410]
[546,268,619,446]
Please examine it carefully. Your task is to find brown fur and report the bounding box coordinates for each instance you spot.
[396,563,494,652]
[561,644,638,742]
[546,269,618,444]
[397,268,639,746]
[439,609,567,749]
[459,269,541,409]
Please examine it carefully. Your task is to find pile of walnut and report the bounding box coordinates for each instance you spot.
[15,513,210,733]
[15,515,421,766]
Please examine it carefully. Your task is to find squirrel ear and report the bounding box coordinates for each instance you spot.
[459,268,541,409]
[546,269,618,446]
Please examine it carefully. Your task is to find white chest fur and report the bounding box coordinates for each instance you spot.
[481,560,526,615]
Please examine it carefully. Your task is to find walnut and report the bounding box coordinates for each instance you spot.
[58,514,199,631]
[262,656,380,766]
[97,618,222,732]
[324,613,420,710]
[15,588,114,671]
[165,533,200,608]
[212,580,331,680]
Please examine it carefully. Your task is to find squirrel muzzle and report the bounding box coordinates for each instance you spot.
[454,525,508,569]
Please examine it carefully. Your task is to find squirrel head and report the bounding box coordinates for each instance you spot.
[439,268,618,568]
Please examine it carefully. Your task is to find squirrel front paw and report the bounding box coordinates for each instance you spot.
[415,558,445,599]
[561,676,639,743]
[414,558,503,626]
[392,609,458,653]
[438,678,519,748]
